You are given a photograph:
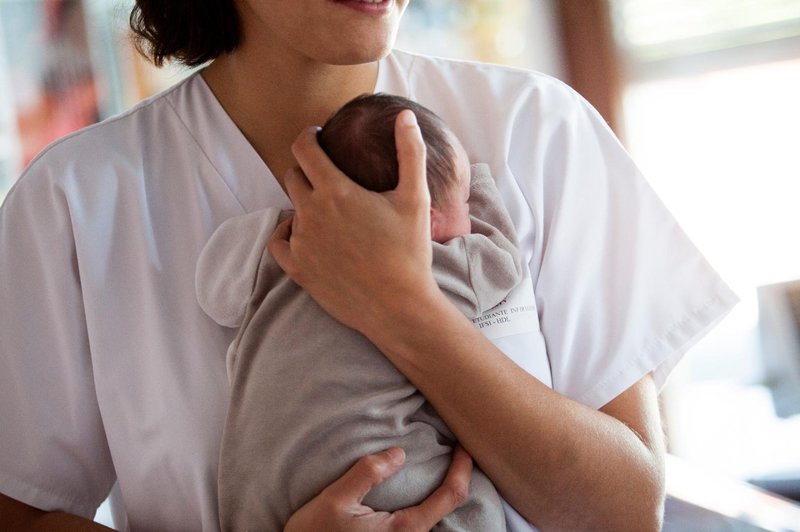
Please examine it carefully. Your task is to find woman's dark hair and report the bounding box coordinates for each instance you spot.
[318,93,459,208]
[129,0,241,67]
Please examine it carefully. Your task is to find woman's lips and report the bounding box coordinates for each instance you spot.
[331,0,393,16]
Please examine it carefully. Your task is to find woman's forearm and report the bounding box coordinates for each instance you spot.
[365,288,666,531]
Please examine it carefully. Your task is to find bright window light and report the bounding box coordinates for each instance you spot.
[623,58,800,293]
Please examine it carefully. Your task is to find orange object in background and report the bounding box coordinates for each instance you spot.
[17,77,98,165]
[9,0,100,166]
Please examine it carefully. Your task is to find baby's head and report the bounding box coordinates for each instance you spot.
[318,93,471,243]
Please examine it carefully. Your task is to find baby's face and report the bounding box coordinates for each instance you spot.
[430,136,471,244]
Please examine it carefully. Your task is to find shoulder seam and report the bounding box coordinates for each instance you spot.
[19,74,197,175]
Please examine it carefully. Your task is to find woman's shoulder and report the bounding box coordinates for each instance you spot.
[383,49,602,171]
[8,73,200,198]
[389,49,582,107]
[385,49,593,147]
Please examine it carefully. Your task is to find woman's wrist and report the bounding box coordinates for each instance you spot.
[361,282,472,367]
[366,278,442,335]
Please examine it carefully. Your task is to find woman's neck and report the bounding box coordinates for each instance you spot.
[202,50,379,185]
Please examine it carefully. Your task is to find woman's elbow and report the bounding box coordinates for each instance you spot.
[623,459,666,531]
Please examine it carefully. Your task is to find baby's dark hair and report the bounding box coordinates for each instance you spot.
[317,93,459,208]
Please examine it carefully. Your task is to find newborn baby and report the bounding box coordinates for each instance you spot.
[197,94,523,531]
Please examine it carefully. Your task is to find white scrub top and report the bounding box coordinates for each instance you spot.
[0,50,737,531]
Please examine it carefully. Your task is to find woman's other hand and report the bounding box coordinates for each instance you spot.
[284,446,473,532]
[269,111,441,338]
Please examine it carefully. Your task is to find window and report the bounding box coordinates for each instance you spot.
[612,0,800,482]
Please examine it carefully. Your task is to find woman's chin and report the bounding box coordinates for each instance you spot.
[318,42,395,66]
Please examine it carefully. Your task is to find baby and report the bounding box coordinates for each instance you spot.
[196,94,523,531]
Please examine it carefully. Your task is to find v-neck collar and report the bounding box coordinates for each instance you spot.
[167,71,289,212]
[169,54,406,213]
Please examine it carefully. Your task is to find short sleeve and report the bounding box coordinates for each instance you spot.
[195,208,284,328]
[519,86,738,409]
[0,166,116,517]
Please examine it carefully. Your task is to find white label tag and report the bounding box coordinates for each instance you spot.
[472,271,538,340]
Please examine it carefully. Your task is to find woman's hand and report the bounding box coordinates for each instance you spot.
[268,111,441,337]
[284,446,473,532]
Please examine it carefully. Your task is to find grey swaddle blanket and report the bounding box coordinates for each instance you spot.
[196,164,523,531]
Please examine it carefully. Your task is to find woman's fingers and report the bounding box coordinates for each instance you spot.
[394,110,430,208]
[267,215,295,278]
[283,448,406,532]
[393,445,473,530]
[323,447,406,503]
[284,446,471,532]
[283,166,313,208]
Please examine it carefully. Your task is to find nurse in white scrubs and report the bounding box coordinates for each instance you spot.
[0,0,737,530]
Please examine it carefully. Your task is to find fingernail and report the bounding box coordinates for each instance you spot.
[386,447,406,465]
[400,110,418,127]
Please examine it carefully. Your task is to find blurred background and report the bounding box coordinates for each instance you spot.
[1,0,799,529]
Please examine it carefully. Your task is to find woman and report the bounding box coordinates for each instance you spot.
[0,0,737,530]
